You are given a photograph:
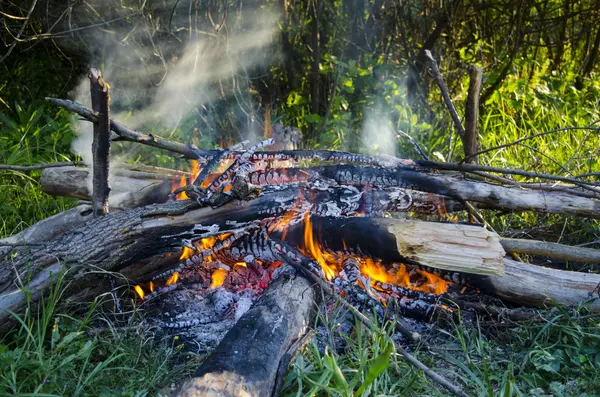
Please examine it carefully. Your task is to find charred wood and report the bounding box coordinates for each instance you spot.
[175,266,315,397]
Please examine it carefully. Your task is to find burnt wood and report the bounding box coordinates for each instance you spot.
[175,267,314,397]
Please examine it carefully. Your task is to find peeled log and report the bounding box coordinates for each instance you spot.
[176,268,314,397]
[41,166,171,209]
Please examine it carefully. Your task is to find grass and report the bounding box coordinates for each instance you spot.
[0,273,199,396]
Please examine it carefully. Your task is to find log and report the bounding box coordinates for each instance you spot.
[283,217,600,311]
[284,217,506,276]
[310,165,600,218]
[40,167,172,209]
[0,205,93,248]
[175,267,314,397]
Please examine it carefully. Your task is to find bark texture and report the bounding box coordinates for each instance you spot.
[175,268,314,397]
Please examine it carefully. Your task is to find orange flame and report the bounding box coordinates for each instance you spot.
[149,281,155,293]
[165,272,179,286]
[133,285,144,300]
[302,214,338,280]
[211,268,228,287]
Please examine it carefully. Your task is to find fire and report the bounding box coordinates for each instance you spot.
[165,272,179,286]
[133,285,144,300]
[302,214,338,280]
[171,160,202,200]
[211,268,228,287]
[299,216,451,295]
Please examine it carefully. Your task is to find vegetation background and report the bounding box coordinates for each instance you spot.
[1,0,600,396]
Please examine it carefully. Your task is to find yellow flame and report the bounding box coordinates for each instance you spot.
[180,246,194,260]
[133,285,144,300]
[211,268,228,287]
[165,272,179,286]
[302,214,337,280]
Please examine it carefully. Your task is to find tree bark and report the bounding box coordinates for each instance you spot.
[175,267,314,397]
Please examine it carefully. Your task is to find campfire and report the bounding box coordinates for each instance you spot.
[3,68,600,397]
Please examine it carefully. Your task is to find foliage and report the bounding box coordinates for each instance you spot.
[0,103,79,237]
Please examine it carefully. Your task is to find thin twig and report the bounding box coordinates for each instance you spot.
[424,50,466,138]
[397,130,429,160]
[0,0,38,64]
[0,161,85,171]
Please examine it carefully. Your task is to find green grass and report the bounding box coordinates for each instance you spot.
[0,272,199,396]
[0,103,79,237]
[280,302,600,397]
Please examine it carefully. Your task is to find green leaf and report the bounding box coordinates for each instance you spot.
[356,342,392,395]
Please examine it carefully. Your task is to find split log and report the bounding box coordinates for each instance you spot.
[283,217,600,311]
[175,267,314,397]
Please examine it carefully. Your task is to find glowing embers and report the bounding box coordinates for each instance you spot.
[133,273,178,300]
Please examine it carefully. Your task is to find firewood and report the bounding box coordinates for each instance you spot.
[40,167,171,209]
[88,68,111,217]
[175,266,315,397]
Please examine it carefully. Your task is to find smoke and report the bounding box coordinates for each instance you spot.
[68,0,279,169]
[361,103,397,157]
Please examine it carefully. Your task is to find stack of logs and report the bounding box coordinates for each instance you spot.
[2,69,600,397]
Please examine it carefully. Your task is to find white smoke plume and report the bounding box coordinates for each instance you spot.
[361,103,398,157]
[68,0,279,169]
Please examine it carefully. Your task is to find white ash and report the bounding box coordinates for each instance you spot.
[145,284,261,353]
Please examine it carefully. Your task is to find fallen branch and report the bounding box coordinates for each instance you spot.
[501,238,600,264]
[0,161,85,171]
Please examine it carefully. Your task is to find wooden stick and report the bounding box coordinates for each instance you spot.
[46,97,203,160]
[424,50,466,139]
[501,238,600,264]
[464,65,483,163]
[0,161,85,171]
[88,68,111,217]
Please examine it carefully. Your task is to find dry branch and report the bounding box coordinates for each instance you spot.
[88,68,111,217]
[501,238,600,264]
[464,65,483,163]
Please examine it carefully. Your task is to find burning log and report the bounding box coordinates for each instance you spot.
[175,266,314,397]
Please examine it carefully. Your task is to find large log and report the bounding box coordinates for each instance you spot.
[284,217,600,311]
[274,165,600,218]
[175,267,314,397]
